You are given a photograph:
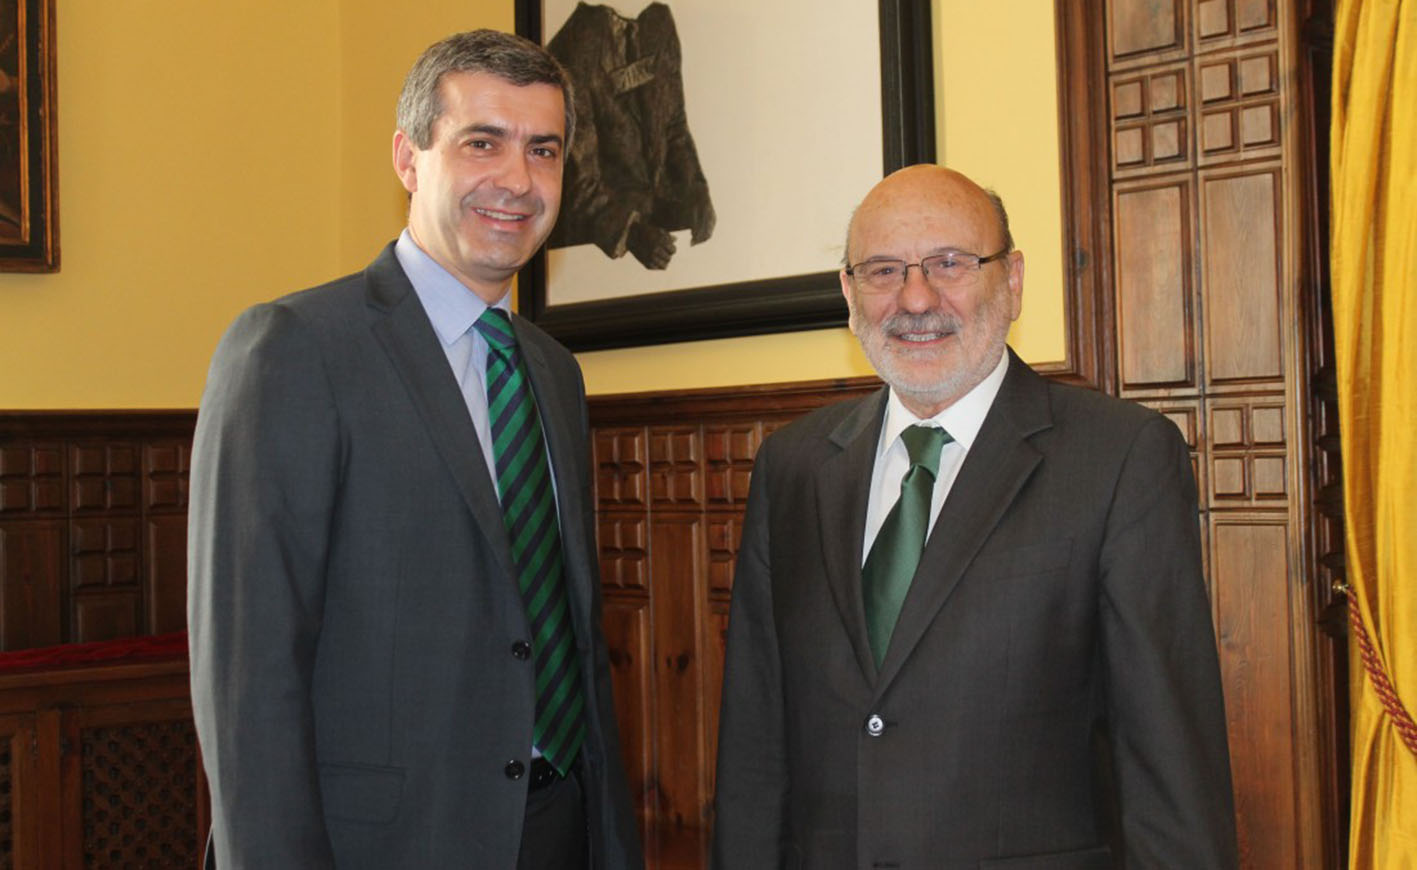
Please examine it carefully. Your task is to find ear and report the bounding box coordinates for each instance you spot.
[392,129,419,194]
[1005,250,1025,321]
[839,269,860,333]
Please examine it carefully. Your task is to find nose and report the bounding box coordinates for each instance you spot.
[497,151,533,197]
[897,262,937,312]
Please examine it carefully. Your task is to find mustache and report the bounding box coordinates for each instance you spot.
[880,311,961,337]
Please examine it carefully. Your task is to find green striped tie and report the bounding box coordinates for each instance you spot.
[862,424,952,666]
[475,308,585,776]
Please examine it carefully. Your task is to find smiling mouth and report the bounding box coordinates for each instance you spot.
[891,326,959,344]
[473,207,529,222]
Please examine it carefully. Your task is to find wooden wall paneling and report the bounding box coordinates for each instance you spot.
[1114,177,1198,393]
[648,513,707,870]
[0,413,196,651]
[0,442,65,652]
[644,422,712,869]
[145,516,188,637]
[1196,0,1279,47]
[602,593,654,852]
[700,421,758,810]
[1210,515,1299,868]
[144,441,191,637]
[0,444,64,515]
[0,713,41,870]
[1110,0,1188,65]
[1055,0,1117,391]
[0,523,63,651]
[1200,167,1285,386]
[594,426,655,851]
[1112,63,1192,177]
[34,708,62,870]
[70,443,144,646]
[1101,0,1328,865]
[589,382,872,869]
[69,698,201,869]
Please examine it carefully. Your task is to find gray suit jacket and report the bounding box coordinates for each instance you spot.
[188,244,643,869]
[711,351,1237,869]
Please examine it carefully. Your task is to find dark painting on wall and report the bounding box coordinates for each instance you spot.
[0,0,56,272]
[517,0,935,351]
[546,3,716,272]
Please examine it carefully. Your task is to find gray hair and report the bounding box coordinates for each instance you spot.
[983,188,1014,254]
[841,184,1015,264]
[396,29,575,149]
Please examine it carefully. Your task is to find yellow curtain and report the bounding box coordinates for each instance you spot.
[1331,0,1417,865]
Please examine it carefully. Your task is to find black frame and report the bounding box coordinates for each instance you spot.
[515,0,934,351]
[0,0,57,272]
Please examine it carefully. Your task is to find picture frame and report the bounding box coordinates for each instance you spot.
[516,0,934,351]
[0,0,56,272]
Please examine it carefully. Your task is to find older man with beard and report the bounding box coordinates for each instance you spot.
[710,165,1237,870]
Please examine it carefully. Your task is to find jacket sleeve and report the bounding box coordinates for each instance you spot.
[710,440,789,870]
[1098,415,1239,868]
[187,302,341,868]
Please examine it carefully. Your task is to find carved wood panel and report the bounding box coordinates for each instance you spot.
[0,417,195,651]
[1115,178,1197,391]
[1104,0,1327,865]
[1211,517,1299,867]
[0,715,39,870]
[78,712,199,868]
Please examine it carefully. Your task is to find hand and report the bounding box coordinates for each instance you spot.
[628,220,676,269]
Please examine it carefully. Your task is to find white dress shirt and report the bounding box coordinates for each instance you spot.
[861,351,1011,563]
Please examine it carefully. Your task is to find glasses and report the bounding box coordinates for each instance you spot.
[845,248,1010,293]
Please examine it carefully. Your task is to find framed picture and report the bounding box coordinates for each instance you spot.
[0,0,56,272]
[516,0,933,351]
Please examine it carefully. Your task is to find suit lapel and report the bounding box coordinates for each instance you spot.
[817,389,889,684]
[873,353,1053,692]
[363,246,517,581]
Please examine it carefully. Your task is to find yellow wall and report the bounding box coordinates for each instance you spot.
[0,0,341,408]
[0,0,1062,409]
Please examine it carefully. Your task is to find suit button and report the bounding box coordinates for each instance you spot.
[865,714,885,737]
[505,760,525,780]
[511,640,532,660]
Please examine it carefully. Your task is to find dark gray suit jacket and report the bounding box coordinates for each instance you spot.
[188,244,643,869]
[712,352,1237,869]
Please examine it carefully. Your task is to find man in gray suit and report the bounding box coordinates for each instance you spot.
[188,30,642,870]
[711,165,1237,869]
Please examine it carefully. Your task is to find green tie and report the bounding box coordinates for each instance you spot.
[474,308,585,776]
[862,424,952,666]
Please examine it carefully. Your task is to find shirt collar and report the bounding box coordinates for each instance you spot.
[394,229,511,347]
[878,348,1011,457]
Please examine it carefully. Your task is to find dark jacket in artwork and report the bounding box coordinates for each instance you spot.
[548,2,715,257]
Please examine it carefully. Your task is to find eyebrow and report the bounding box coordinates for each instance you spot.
[455,124,563,149]
[459,123,508,139]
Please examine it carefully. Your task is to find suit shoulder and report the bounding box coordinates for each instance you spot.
[760,390,880,455]
[268,269,369,321]
[1040,378,1189,467]
[1046,378,1169,432]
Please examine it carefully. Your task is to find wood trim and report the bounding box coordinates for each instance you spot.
[589,375,882,426]
[0,410,195,438]
[1050,0,1116,392]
